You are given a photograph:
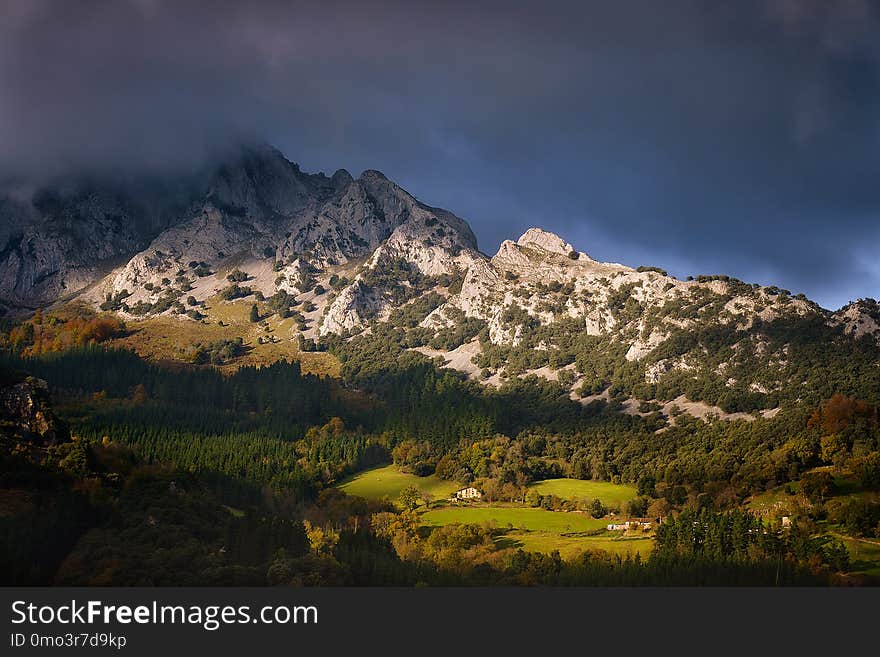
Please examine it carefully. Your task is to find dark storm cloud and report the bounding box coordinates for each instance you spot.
[1,0,879,309]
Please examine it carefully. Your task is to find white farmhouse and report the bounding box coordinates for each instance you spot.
[450,486,482,501]
[607,518,655,531]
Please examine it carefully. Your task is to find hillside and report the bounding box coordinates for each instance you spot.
[3,144,879,425]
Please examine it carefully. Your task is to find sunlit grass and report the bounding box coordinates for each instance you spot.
[421,506,608,533]
[506,530,654,559]
[337,464,459,503]
[109,303,340,377]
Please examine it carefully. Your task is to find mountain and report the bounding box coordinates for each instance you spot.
[2,144,880,420]
[0,144,475,313]
[2,145,880,588]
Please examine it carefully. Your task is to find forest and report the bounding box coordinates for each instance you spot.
[2,338,878,585]
[1,271,879,588]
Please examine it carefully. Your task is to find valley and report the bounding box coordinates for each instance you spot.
[1,145,879,586]
[338,464,652,559]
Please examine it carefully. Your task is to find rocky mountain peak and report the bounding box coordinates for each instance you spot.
[330,169,354,189]
[516,228,577,256]
[0,145,487,314]
[359,169,388,182]
[4,146,879,429]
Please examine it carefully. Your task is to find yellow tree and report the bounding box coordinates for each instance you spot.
[303,520,340,556]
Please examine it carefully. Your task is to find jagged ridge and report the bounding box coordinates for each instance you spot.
[2,144,879,421]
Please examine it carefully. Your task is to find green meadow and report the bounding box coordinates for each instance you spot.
[508,531,654,559]
[422,505,652,559]
[337,464,458,502]
[421,506,607,533]
[837,536,880,579]
[338,466,655,559]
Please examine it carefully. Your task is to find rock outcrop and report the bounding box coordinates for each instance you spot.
[0,144,476,315]
[0,371,69,446]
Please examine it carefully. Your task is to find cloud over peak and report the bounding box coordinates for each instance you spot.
[1,0,879,309]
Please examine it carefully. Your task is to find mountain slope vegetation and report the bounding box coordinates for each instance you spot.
[1,145,878,585]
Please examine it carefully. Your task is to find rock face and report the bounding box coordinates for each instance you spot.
[832,298,880,340]
[0,371,69,446]
[0,172,201,313]
[516,227,576,256]
[0,144,476,314]
[2,142,879,412]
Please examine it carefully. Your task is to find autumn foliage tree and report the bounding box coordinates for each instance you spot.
[5,312,125,355]
[808,394,878,435]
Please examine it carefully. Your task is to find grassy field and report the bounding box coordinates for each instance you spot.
[507,531,654,559]
[421,506,608,533]
[337,464,459,503]
[836,535,880,579]
[529,478,638,506]
[422,505,653,559]
[338,466,653,558]
[746,486,803,518]
[110,311,340,376]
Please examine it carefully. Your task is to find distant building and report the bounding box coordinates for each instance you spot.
[451,487,482,500]
[607,518,655,531]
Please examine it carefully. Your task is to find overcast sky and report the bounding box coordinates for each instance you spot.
[2,0,879,309]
